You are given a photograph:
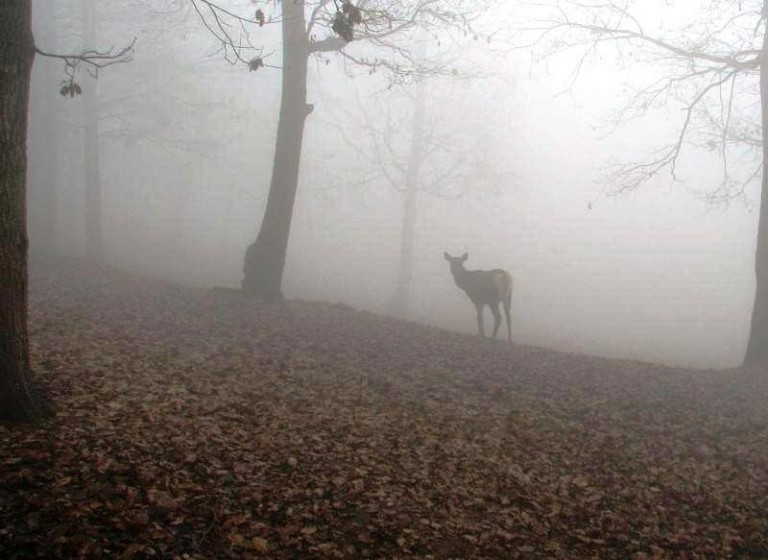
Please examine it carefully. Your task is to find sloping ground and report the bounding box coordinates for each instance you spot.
[1,258,767,559]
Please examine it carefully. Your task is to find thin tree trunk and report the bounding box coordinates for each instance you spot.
[83,80,103,261]
[82,0,103,262]
[0,0,42,422]
[389,77,426,317]
[242,0,310,303]
[389,177,419,317]
[745,10,768,367]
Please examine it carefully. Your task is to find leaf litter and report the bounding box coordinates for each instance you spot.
[1,257,767,559]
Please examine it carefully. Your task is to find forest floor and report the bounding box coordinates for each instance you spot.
[1,257,767,559]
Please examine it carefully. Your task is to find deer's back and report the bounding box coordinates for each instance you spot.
[460,268,512,304]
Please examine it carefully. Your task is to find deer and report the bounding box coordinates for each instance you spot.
[444,252,513,341]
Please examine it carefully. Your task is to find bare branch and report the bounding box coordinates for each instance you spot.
[188,0,277,68]
[35,38,136,97]
[516,0,766,198]
[190,0,481,81]
[34,37,136,68]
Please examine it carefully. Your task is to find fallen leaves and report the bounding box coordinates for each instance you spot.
[0,257,766,558]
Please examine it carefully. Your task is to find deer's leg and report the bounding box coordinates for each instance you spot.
[475,304,485,337]
[503,297,512,342]
[490,302,502,339]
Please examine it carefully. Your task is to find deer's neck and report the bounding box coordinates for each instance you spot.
[452,268,471,289]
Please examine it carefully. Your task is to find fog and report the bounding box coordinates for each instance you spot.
[26,1,760,369]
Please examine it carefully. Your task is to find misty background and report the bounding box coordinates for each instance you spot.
[25,0,759,369]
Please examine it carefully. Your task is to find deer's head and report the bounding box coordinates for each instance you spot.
[444,251,468,275]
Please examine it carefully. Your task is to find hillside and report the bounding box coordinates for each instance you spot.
[2,257,767,559]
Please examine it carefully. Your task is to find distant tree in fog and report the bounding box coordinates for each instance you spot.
[80,0,105,262]
[27,2,60,255]
[189,0,484,303]
[44,0,192,263]
[30,0,230,269]
[324,71,508,318]
[26,0,114,260]
[388,76,428,317]
[519,0,768,368]
[0,0,132,422]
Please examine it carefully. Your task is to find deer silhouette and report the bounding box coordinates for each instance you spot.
[444,252,513,341]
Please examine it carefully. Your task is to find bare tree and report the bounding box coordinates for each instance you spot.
[323,75,505,317]
[317,46,513,316]
[0,0,133,423]
[518,0,768,367]
[189,0,482,303]
[389,76,427,317]
[29,0,148,261]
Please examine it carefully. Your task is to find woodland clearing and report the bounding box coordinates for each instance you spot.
[1,258,767,559]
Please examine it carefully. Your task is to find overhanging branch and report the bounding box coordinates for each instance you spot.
[35,38,136,69]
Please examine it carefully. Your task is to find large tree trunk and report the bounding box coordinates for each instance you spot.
[745,16,768,368]
[0,0,42,422]
[242,0,310,303]
[389,78,427,318]
[82,0,103,262]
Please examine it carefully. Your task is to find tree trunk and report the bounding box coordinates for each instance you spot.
[242,0,310,303]
[0,0,42,423]
[389,78,427,318]
[83,79,103,261]
[82,0,103,262]
[745,14,768,367]
[389,178,419,317]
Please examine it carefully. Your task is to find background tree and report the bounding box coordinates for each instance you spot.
[81,0,104,261]
[389,76,427,317]
[518,0,768,367]
[0,0,133,423]
[322,73,507,317]
[191,0,482,303]
[28,0,231,271]
[27,1,61,256]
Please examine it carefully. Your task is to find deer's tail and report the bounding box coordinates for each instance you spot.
[492,270,513,308]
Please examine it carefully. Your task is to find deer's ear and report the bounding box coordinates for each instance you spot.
[461,252,468,262]
[444,252,451,261]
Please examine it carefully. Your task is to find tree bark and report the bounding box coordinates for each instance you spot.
[0,0,42,422]
[389,78,426,318]
[82,0,104,262]
[745,11,768,368]
[242,0,310,303]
